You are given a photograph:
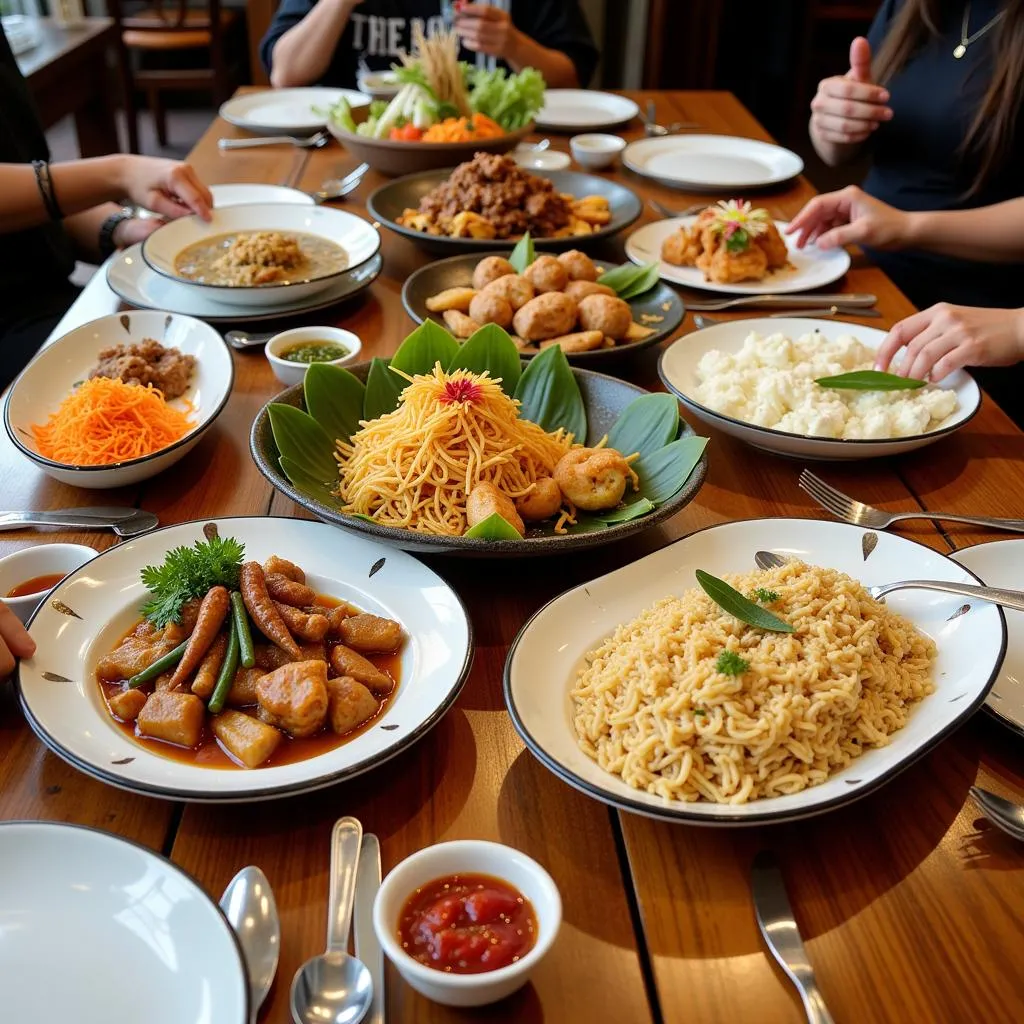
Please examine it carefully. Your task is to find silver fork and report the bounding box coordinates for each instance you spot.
[755,550,1024,611]
[648,199,709,220]
[219,130,330,150]
[970,787,1024,842]
[679,292,877,313]
[800,469,1024,534]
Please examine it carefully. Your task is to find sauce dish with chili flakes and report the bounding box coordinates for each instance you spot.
[373,839,561,1007]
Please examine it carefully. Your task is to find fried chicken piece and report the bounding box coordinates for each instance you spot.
[755,220,789,270]
[704,242,769,285]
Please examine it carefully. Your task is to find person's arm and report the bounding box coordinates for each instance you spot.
[266,0,361,89]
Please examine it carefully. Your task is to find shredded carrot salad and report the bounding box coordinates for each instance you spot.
[31,376,195,466]
[421,113,504,143]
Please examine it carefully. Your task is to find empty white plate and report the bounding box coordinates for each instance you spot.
[210,182,314,207]
[219,87,368,134]
[0,821,248,1023]
[623,134,803,191]
[951,540,1024,738]
[536,89,639,132]
[626,215,850,295]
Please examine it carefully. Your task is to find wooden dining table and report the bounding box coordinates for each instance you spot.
[2,90,1023,1024]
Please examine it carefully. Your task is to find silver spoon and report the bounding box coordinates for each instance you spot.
[314,162,370,203]
[290,817,373,1024]
[970,787,1024,842]
[221,866,281,1024]
[225,329,275,350]
[113,511,160,538]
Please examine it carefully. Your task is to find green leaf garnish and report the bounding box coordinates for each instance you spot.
[632,436,708,506]
[363,357,404,421]
[597,261,657,298]
[514,344,587,443]
[140,535,245,628]
[389,318,459,377]
[814,370,927,391]
[280,456,343,509]
[464,512,523,540]
[268,403,337,485]
[303,363,364,445]
[725,227,749,253]
[508,232,535,273]
[447,323,521,396]
[607,393,679,460]
[751,588,779,605]
[715,650,749,676]
[590,498,656,524]
[695,570,794,633]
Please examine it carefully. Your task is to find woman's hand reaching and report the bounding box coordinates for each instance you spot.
[787,185,910,251]
[118,157,213,221]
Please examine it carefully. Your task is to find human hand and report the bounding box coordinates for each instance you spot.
[787,185,909,250]
[0,602,36,679]
[112,216,166,249]
[118,157,213,221]
[810,37,892,145]
[874,304,1024,382]
[453,2,515,57]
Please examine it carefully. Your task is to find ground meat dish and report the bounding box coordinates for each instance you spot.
[88,340,196,400]
[210,231,306,285]
[418,153,573,238]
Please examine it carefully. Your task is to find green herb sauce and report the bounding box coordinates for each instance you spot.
[280,341,349,364]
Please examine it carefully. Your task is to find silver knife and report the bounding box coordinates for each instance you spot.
[682,293,877,311]
[751,851,835,1024]
[355,833,384,1024]
[767,306,883,319]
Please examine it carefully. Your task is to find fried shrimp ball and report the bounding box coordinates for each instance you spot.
[577,294,632,340]
[514,476,562,521]
[480,274,535,311]
[468,291,514,329]
[554,448,633,511]
[472,256,515,291]
[513,292,578,341]
[563,280,615,303]
[523,254,569,294]
[466,481,526,536]
[556,249,598,281]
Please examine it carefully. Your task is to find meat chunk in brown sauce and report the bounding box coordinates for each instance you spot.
[256,660,328,738]
[211,710,282,769]
[327,676,380,735]
[254,642,325,672]
[137,691,205,748]
[337,614,403,653]
[263,555,305,584]
[329,644,394,698]
[265,573,316,607]
[322,604,358,638]
[228,666,265,707]
[107,687,148,723]
[275,603,329,642]
[96,626,178,682]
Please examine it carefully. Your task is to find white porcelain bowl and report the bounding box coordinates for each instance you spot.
[357,68,400,100]
[0,543,97,623]
[373,840,561,1007]
[265,326,362,386]
[4,310,234,489]
[570,133,626,170]
[512,147,571,172]
[141,204,381,308]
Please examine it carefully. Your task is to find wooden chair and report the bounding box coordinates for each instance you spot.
[105,0,240,153]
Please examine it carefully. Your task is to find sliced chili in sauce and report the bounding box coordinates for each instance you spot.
[398,872,537,974]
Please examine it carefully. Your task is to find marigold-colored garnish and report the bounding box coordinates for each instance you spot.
[439,376,484,405]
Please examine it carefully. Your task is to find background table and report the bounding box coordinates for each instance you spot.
[1,91,1022,1023]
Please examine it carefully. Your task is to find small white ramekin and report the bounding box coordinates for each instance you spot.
[570,133,627,170]
[265,326,362,386]
[0,544,98,624]
[373,840,562,1007]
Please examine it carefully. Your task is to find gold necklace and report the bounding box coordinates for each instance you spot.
[953,2,1006,58]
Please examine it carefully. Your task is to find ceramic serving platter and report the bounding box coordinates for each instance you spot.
[219,87,368,134]
[535,89,640,132]
[505,518,1006,825]
[17,517,473,801]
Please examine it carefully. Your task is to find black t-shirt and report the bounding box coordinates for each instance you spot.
[0,29,76,327]
[260,0,598,89]
[862,0,1024,310]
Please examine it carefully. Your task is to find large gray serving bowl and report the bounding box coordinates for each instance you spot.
[249,361,708,557]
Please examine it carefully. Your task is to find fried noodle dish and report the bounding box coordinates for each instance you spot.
[571,560,936,804]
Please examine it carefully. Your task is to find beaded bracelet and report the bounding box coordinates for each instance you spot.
[32,159,64,222]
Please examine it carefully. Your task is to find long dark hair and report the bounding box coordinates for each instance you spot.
[873,0,1024,196]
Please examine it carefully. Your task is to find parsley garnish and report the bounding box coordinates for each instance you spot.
[693,707,708,717]
[715,650,750,676]
[724,226,749,253]
[751,587,779,605]
[140,535,245,628]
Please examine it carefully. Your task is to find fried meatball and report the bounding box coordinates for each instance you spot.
[468,292,513,329]
[577,294,633,340]
[556,249,598,282]
[513,292,578,342]
[554,448,633,511]
[563,280,615,303]
[472,256,515,291]
[480,274,535,311]
[523,254,569,294]
[466,481,525,536]
[514,477,562,521]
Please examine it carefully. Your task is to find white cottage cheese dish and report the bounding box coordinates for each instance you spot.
[693,331,959,440]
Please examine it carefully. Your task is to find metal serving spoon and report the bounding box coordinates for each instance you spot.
[225,330,275,351]
[970,787,1024,842]
[313,162,370,203]
[221,867,281,1023]
[290,817,373,1024]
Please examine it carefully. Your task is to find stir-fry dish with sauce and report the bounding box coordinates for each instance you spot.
[96,531,404,769]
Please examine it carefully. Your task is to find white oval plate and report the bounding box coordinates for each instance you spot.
[141,204,382,308]
[0,820,248,1023]
[505,518,1005,825]
[623,134,804,191]
[4,310,233,488]
[17,517,473,802]
[210,182,314,207]
[951,540,1024,738]
[626,216,850,295]
[535,89,639,132]
[659,317,981,460]
[219,87,368,134]
[108,245,382,324]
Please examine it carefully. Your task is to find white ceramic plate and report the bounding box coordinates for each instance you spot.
[17,517,473,802]
[4,310,233,488]
[658,318,981,461]
[951,540,1024,738]
[505,518,1006,825]
[623,134,804,191]
[0,820,248,1023]
[210,182,314,207]
[219,87,368,134]
[108,245,382,324]
[141,204,382,308]
[625,216,851,295]
[535,89,639,132]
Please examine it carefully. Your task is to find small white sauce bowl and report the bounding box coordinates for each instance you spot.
[512,147,571,172]
[265,326,362,386]
[373,839,561,1008]
[0,543,97,624]
[570,133,627,171]
[357,68,401,101]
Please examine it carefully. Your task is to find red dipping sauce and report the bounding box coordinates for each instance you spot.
[6,573,65,598]
[398,872,537,974]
